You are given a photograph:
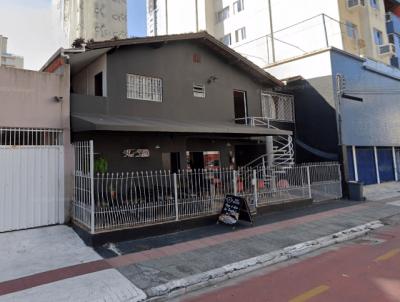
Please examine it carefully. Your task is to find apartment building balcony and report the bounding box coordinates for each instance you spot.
[386,12,400,35]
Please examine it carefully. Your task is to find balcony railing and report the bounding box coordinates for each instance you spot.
[386,12,400,35]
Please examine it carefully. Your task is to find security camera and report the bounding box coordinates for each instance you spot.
[54,96,63,103]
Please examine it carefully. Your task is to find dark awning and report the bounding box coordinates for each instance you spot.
[72,114,292,136]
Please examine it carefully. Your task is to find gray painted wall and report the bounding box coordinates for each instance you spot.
[72,40,275,123]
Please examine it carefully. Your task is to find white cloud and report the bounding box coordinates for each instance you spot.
[0,0,65,70]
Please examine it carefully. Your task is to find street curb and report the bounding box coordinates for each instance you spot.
[145,220,384,301]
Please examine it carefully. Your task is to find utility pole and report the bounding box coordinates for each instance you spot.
[267,0,276,63]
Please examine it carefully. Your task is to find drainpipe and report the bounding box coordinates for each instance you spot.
[165,0,169,34]
[267,0,276,63]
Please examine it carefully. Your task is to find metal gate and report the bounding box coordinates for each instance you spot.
[0,128,64,232]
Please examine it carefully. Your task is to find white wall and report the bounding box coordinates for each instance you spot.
[265,50,333,80]
[72,54,107,96]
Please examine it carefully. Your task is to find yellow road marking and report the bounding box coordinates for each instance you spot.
[375,248,400,262]
[289,285,330,302]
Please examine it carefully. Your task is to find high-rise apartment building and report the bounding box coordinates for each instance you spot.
[0,35,24,69]
[147,0,399,68]
[55,0,128,47]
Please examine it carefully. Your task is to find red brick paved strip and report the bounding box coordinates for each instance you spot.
[0,203,367,297]
[0,260,111,296]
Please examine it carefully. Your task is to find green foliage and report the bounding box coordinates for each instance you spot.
[95,157,108,174]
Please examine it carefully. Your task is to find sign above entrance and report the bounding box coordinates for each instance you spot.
[123,149,150,158]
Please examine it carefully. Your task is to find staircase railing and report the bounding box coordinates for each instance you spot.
[235,117,295,168]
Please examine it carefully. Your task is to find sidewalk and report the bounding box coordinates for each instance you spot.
[1,196,400,301]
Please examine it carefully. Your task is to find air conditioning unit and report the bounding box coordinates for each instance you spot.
[347,0,365,9]
[378,44,396,56]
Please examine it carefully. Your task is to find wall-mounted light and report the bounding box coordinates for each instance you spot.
[54,96,63,103]
[207,76,218,84]
[155,145,161,150]
[226,142,232,147]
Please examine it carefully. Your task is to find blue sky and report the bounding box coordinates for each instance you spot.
[128,0,147,37]
[0,0,147,69]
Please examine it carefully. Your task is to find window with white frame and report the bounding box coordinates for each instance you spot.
[235,27,246,43]
[127,74,163,102]
[217,6,230,23]
[220,33,232,45]
[193,84,206,98]
[233,0,244,14]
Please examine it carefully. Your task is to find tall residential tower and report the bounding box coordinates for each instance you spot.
[55,0,128,47]
[0,35,24,69]
[147,0,399,68]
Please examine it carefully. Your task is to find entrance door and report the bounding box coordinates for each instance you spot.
[0,128,64,232]
[234,90,248,124]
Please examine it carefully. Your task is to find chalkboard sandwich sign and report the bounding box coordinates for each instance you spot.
[218,195,254,226]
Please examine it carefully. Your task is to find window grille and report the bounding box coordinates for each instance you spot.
[193,84,206,98]
[127,74,163,102]
[0,128,63,146]
[261,92,295,122]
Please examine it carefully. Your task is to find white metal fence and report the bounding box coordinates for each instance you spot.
[72,142,342,233]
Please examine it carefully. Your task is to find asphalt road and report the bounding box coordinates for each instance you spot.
[179,217,400,302]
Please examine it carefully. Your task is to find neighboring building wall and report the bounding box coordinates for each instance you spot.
[55,0,127,47]
[331,50,400,146]
[267,48,400,184]
[0,66,72,220]
[338,0,390,65]
[147,0,394,68]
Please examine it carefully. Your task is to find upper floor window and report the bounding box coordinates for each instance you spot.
[127,74,162,102]
[347,0,365,8]
[220,33,232,46]
[370,0,379,9]
[233,0,244,14]
[217,6,230,23]
[373,28,383,45]
[235,27,247,43]
[345,21,357,39]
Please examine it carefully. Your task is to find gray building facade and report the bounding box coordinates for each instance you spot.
[66,33,292,173]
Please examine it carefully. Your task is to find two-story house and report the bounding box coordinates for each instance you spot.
[48,32,294,173]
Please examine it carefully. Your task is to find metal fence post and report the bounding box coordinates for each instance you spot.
[89,140,95,234]
[233,170,238,195]
[253,169,258,207]
[173,173,179,221]
[306,166,312,199]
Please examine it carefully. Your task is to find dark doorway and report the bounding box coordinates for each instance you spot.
[188,152,205,170]
[94,72,103,96]
[170,152,181,173]
[235,144,266,167]
[234,90,248,124]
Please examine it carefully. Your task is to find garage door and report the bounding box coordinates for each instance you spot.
[377,147,395,182]
[0,128,64,232]
[356,147,377,185]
